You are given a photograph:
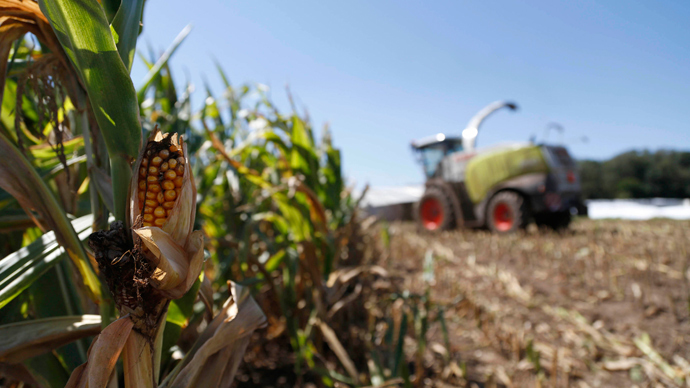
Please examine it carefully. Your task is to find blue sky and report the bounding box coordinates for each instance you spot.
[130,0,690,187]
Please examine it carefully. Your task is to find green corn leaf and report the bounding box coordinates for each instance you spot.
[28,261,88,367]
[0,314,101,363]
[40,155,86,181]
[0,213,37,233]
[1,79,20,143]
[23,351,70,388]
[264,249,286,272]
[0,214,94,310]
[161,277,202,369]
[38,0,142,222]
[89,164,115,213]
[137,24,192,104]
[167,277,202,327]
[289,116,317,176]
[111,0,145,71]
[437,306,451,363]
[0,132,100,303]
[101,0,121,23]
[28,136,84,160]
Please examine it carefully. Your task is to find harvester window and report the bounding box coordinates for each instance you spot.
[420,146,445,178]
[447,140,463,154]
[412,138,464,178]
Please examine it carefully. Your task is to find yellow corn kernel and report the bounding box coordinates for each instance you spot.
[154,207,166,218]
[162,180,175,190]
[164,190,177,201]
[135,134,187,228]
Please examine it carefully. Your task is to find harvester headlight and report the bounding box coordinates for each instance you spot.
[462,127,478,139]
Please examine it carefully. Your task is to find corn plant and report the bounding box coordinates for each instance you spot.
[1,0,429,386]
[0,0,265,387]
[182,73,362,384]
[132,38,390,383]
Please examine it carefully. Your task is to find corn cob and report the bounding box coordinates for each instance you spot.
[137,143,185,227]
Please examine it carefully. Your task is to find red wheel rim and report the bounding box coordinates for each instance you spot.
[420,198,443,230]
[493,203,513,232]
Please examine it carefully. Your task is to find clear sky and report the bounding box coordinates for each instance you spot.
[130,0,690,187]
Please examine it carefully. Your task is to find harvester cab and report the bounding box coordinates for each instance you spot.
[412,134,464,179]
[411,101,587,233]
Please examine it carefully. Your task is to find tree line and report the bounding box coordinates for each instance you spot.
[578,150,690,199]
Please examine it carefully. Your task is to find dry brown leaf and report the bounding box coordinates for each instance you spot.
[199,273,214,322]
[0,0,73,104]
[169,282,266,388]
[316,318,359,383]
[65,316,134,388]
[0,362,43,388]
[122,330,155,388]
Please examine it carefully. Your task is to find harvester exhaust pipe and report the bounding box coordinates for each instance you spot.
[461,101,518,151]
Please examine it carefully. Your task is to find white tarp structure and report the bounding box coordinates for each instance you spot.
[586,198,690,220]
[361,185,690,221]
[360,185,424,208]
[360,185,424,221]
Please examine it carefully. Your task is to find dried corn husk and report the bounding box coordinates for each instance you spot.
[167,282,267,388]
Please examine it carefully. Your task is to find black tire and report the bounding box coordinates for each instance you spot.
[535,211,572,231]
[486,191,528,234]
[416,187,455,232]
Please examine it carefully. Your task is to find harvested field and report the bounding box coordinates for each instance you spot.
[381,218,690,387]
